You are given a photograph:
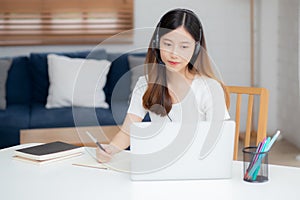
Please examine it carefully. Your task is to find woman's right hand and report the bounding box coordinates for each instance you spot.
[96,144,120,163]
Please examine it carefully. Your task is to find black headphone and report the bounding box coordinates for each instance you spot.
[152,9,203,65]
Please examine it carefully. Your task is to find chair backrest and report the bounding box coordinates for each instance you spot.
[226,86,269,160]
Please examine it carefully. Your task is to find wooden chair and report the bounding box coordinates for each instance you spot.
[226,86,269,160]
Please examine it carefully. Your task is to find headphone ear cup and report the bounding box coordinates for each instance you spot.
[152,29,164,64]
[190,42,201,65]
[154,31,159,49]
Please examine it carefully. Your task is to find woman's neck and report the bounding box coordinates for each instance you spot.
[166,68,195,86]
[166,69,195,104]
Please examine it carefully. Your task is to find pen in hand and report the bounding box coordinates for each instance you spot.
[85,131,107,152]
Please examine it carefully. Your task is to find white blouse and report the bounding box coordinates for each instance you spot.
[127,75,230,122]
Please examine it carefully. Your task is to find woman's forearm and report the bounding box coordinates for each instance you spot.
[110,113,142,150]
[110,130,130,150]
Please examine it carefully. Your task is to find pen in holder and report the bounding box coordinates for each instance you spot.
[242,146,269,183]
[242,130,280,183]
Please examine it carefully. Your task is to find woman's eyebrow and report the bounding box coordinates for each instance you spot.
[180,41,192,44]
[162,38,192,44]
[162,38,173,42]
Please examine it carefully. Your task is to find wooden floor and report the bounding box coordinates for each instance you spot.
[238,137,300,167]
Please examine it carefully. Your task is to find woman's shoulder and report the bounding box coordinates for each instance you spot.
[132,75,148,92]
[136,75,147,86]
[193,75,222,89]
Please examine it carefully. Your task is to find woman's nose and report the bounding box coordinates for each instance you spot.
[169,47,178,58]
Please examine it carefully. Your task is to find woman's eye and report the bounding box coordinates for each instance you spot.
[163,42,172,47]
[181,45,189,49]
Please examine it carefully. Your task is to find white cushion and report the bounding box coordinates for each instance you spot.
[46,54,111,108]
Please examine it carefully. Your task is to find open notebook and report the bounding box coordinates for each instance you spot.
[72,148,130,172]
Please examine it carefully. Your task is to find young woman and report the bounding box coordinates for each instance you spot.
[96,8,230,162]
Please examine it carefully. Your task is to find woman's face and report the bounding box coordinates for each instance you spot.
[159,26,196,74]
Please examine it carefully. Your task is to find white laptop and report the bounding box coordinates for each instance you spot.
[130,120,235,181]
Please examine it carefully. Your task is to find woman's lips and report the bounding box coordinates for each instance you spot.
[168,61,180,66]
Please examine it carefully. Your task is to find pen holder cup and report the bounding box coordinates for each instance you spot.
[242,146,269,183]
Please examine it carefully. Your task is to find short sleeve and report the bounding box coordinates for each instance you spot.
[127,76,148,118]
[196,77,230,121]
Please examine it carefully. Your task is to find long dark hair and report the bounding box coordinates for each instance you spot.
[143,8,230,116]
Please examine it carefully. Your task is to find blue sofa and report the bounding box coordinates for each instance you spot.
[0,49,146,149]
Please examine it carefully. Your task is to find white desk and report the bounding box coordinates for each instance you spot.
[1,144,300,200]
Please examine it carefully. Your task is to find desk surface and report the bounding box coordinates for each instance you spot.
[1,144,300,200]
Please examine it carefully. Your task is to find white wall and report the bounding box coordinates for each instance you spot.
[277,0,300,148]
[256,0,279,135]
[257,0,300,149]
